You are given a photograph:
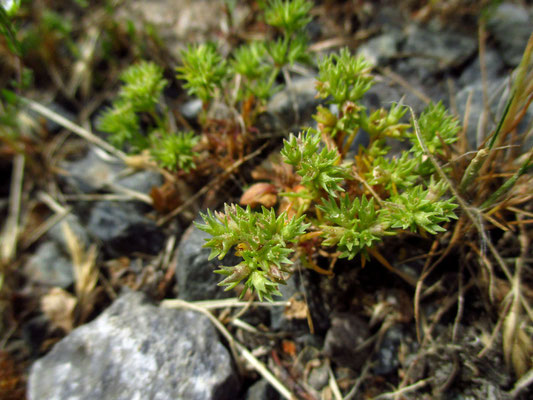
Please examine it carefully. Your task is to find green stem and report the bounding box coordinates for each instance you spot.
[459,148,489,193]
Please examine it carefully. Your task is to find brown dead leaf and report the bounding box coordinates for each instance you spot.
[151,182,182,213]
[282,340,297,357]
[240,183,277,208]
[284,297,308,320]
[41,288,77,332]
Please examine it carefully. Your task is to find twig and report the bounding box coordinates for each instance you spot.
[20,97,128,162]
[161,297,290,310]
[343,357,372,400]
[21,206,71,250]
[452,263,465,342]
[105,182,153,205]
[508,367,533,398]
[368,248,417,287]
[157,142,268,226]
[327,361,343,400]
[372,377,433,400]
[62,194,145,202]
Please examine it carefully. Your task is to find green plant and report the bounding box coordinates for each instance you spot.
[196,204,308,301]
[0,0,21,55]
[176,0,314,121]
[97,61,199,172]
[176,43,228,106]
[197,48,460,301]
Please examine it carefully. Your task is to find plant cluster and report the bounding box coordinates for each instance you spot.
[197,204,308,301]
[197,47,461,300]
[177,0,313,115]
[98,61,199,172]
[100,0,315,175]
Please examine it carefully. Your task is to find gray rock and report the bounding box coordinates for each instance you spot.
[28,292,240,400]
[174,223,240,301]
[25,241,74,288]
[455,78,509,149]
[308,364,329,391]
[357,32,401,66]
[180,98,203,120]
[266,77,322,131]
[458,48,504,88]
[61,146,163,196]
[245,379,280,400]
[117,0,250,56]
[373,324,405,375]
[323,313,370,369]
[60,146,123,193]
[115,169,164,195]
[86,201,165,257]
[400,25,477,80]
[486,3,532,67]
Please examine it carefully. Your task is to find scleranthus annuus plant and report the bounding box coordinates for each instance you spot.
[197,48,460,301]
[195,204,309,301]
[98,61,199,172]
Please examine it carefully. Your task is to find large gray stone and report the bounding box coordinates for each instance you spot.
[115,169,164,196]
[28,292,240,400]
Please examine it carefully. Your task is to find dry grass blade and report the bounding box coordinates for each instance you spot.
[409,106,514,283]
[502,215,533,377]
[1,154,24,264]
[105,182,153,205]
[66,26,100,98]
[62,222,98,322]
[20,97,128,162]
[372,377,433,400]
[161,297,290,310]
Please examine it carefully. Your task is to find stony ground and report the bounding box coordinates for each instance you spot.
[1,1,532,399]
